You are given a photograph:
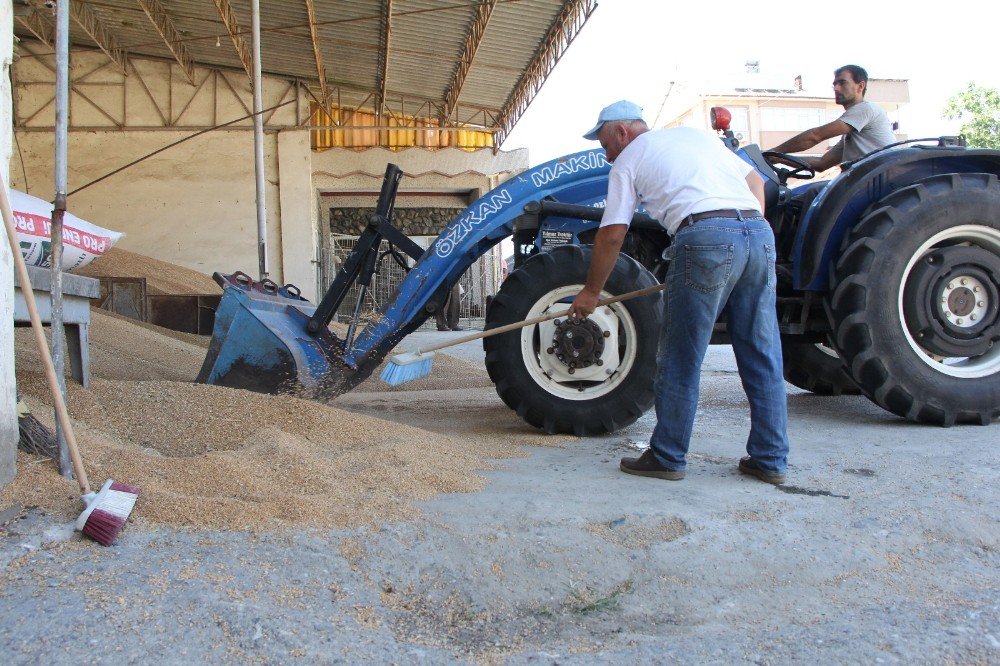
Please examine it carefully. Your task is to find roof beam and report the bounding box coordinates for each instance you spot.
[70,1,128,74]
[494,0,597,148]
[442,0,496,123]
[375,0,392,117]
[213,0,254,81]
[16,9,53,46]
[303,0,329,105]
[135,0,196,85]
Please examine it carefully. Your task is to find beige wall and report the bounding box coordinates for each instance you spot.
[13,128,282,283]
[12,47,296,288]
[10,47,529,304]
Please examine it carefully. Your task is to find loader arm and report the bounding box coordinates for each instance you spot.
[344,149,613,372]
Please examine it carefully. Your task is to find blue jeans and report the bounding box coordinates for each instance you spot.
[648,216,789,474]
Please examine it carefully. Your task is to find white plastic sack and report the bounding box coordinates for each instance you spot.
[10,189,123,271]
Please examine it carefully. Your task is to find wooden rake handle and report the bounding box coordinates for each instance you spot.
[0,183,91,494]
[418,282,666,355]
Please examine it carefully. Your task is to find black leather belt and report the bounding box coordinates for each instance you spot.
[675,208,762,234]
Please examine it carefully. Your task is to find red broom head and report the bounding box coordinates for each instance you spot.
[75,479,140,546]
[80,509,127,547]
[110,482,140,496]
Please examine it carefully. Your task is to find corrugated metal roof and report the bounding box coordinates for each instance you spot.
[13,0,597,146]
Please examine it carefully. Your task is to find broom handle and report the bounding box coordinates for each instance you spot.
[0,183,91,495]
[418,282,667,355]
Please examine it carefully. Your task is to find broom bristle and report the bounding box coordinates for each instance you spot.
[110,482,140,495]
[81,510,127,547]
[17,411,58,459]
[379,355,434,386]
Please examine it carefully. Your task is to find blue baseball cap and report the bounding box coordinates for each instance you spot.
[583,100,644,141]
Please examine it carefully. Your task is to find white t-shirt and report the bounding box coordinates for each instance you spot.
[600,127,762,235]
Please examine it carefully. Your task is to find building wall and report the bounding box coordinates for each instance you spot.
[11,48,298,290]
[14,128,282,281]
[1,2,16,488]
[667,82,908,156]
[10,48,529,305]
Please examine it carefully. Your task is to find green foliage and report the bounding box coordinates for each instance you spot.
[943,83,1000,149]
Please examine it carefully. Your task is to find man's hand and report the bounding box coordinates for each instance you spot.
[567,288,601,321]
[567,224,628,321]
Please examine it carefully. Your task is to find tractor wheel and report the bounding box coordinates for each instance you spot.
[829,173,1000,425]
[781,337,860,396]
[484,244,662,435]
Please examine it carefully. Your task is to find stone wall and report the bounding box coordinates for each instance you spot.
[330,207,464,236]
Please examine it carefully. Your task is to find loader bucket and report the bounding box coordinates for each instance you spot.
[196,273,356,399]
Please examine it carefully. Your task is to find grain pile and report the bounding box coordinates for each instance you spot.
[7,301,564,533]
[15,309,205,382]
[75,247,221,295]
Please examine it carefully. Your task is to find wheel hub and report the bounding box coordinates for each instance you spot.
[903,245,1000,357]
[548,317,607,373]
[942,279,985,325]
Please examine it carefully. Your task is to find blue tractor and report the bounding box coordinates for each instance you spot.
[198,109,1000,432]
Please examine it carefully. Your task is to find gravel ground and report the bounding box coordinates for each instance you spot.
[1,331,998,664]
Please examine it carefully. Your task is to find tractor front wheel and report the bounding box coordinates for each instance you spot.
[484,244,662,435]
[829,173,1000,425]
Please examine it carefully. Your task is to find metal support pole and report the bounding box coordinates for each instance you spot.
[250,0,268,278]
[53,0,71,478]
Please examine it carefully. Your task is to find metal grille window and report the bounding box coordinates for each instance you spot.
[324,235,504,330]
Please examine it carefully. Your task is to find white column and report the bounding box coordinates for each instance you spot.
[277,130,318,302]
[0,1,18,488]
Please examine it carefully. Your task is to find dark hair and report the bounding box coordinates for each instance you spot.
[835,65,869,96]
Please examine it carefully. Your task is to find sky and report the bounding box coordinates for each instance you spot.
[502,0,1000,164]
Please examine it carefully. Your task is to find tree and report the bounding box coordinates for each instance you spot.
[943,83,1000,149]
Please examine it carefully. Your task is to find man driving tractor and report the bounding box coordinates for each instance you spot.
[768,64,895,172]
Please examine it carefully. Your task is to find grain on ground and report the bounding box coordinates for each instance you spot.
[9,305,571,533]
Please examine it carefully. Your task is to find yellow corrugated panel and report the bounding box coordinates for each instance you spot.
[310,103,492,151]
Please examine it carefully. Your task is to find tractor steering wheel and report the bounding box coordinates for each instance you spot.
[762,151,816,184]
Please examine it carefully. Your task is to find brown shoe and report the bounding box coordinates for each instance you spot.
[620,449,685,480]
[738,456,786,485]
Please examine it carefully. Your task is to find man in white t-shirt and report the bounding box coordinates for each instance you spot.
[768,65,895,170]
[567,100,790,484]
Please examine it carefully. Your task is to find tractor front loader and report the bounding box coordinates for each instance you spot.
[197,155,666,435]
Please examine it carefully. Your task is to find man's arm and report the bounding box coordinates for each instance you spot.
[803,140,844,172]
[769,119,852,154]
[567,223,628,320]
[745,170,766,212]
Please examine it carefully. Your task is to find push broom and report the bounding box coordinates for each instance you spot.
[380,282,667,386]
[1,182,139,546]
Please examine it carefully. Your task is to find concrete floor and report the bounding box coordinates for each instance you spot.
[1,331,998,664]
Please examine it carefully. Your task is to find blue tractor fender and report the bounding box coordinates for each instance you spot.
[791,146,1000,291]
[346,149,613,367]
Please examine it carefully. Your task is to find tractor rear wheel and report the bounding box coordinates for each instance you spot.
[484,244,662,435]
[829,173,1000,425]
[781,337,860,396]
